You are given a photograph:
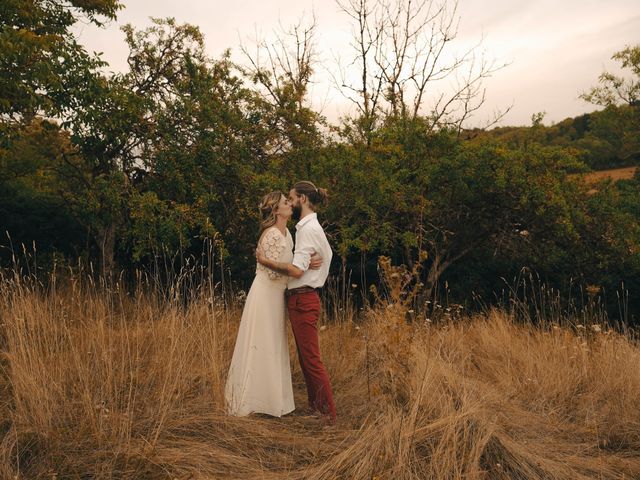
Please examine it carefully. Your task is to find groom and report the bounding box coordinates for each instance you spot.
[256,180,336,424]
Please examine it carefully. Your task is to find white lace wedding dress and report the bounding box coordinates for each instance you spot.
[224,227,295,417]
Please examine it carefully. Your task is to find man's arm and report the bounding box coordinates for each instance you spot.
[290,227,316,274]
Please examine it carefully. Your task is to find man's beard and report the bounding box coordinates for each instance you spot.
[291,204,302,221]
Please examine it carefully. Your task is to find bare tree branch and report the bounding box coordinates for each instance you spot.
[335,0,510,132]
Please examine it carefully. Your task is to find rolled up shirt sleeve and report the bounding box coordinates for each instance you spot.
[291,228,315,272]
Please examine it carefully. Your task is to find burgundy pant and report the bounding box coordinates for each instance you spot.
[287,291,336,421]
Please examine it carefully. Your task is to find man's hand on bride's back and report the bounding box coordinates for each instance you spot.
[310,253,323,270]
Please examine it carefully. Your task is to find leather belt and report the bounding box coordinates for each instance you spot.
[285,286,319,297]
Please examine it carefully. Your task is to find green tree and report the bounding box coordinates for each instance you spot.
[50,18,222,278]
[0,0,121,122]
[1,0,122,271]
[580,45,640,166]
[0,118,83,266]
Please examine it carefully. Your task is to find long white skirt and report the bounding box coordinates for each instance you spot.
[224,271,295,417]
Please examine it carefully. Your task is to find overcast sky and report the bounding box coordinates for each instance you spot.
[72,0,640,127]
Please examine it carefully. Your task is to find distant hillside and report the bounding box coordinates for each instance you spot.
[465,105,639,171]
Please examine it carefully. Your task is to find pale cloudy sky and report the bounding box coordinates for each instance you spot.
[73,0,640,127]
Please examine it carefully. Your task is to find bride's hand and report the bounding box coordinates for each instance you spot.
[309,253,323,270]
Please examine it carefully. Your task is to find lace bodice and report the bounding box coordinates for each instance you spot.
[256,227,293,281]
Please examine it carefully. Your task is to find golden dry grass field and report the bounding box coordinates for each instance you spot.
[581,166,638,184]
[1,270,640,479]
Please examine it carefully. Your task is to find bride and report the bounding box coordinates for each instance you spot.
[224,191,321,417]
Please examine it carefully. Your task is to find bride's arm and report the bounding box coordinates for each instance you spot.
[257,228,322,278]
[259,229,288,279]
[257,250,304,278]
[257,251,322,274]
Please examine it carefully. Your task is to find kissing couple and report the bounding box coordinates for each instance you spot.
[224,180,337,425]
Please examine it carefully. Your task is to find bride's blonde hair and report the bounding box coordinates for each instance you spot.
[259,191,284,234]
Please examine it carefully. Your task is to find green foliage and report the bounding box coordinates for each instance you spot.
[0,13,638,322]
[0,119,84,266]
[468,105,638,170]
[579,44,640,167]
[127,192,202,261]
[0,0,121,120]
[581,45,640,107]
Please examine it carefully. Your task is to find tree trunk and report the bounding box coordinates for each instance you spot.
[96,222,116,282]
[341,254,347,306]
[424,252,442,304]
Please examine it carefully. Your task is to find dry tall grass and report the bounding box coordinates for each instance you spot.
[581,166,638,184]
[1,267,639,479]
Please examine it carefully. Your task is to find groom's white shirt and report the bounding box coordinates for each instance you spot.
[288,212,332,289]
